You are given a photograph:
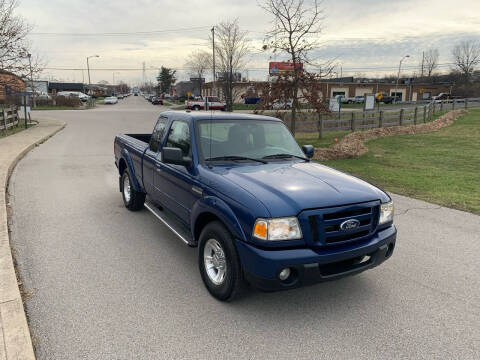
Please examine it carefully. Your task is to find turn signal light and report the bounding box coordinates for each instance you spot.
[253,220,268,240]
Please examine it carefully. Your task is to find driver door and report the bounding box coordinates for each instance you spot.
[154,119,197,225]
[143,115,168,201]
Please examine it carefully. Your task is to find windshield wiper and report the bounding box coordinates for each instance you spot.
[205,155,267,164]
[262,153,309,161]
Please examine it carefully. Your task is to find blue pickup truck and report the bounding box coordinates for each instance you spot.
[114,111,396,301]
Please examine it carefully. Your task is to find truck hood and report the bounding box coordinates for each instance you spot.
[213,161,389,217]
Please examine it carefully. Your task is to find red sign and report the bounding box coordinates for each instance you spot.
[269,61,304,75]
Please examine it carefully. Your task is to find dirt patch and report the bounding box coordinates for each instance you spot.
[314,110,468,160]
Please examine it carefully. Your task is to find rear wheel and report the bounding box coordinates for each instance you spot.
[121,170,145,211]
[198,221,244,301]
[193,105,201,111]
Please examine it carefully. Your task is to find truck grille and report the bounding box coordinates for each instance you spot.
[304,201,380,246]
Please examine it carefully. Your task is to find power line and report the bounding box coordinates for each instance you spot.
[30,26,211,37]
[43,62,456,73]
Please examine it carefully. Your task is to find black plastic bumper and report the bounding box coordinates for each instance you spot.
[242,231,396,292]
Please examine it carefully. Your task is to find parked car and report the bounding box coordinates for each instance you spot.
[339,96,353,104]
[151,97,164,105]
[104,96,118,104]
[272,99,293,110]
[57,91,89,102]
[186,96,226,111]
[114,112,397,301]
[353,95,365,104]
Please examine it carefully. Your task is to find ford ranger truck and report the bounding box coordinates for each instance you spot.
[114,111,396,301]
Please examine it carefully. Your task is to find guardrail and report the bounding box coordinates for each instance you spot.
[1,105,19,132]
[280,98,480,133]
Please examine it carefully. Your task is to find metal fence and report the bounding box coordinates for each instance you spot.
[0,105,19,131]
[280,98,480,133]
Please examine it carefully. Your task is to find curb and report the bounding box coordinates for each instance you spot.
[0,119,66,360]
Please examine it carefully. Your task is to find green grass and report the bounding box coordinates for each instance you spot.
[33,105,78,110]
[296,130,350,148]
[321,109,480,214]
[170,104,186,110]
[232,103,261,110]
[1,122,36,137]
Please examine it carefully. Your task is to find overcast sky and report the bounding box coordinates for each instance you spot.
[18,0,480,85]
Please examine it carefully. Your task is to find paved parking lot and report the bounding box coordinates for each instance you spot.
[9,96,480,359]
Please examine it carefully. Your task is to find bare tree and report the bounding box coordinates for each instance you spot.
[184,50,211,96]
[422,48,439,77]
[260,0,324,134]
[452,40,480,82]
[212,19,249,112]
[0,0,43,96]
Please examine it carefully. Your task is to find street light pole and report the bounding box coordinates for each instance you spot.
[211,26,216,101]
[113,72,120,95]
[86,55,99,102]
[27,53,35,108]
[395,55,410,103]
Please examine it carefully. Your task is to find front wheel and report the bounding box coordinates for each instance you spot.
[198,221,244,301]
[121,170,145,211]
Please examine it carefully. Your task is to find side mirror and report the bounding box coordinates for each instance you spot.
[302,145,314,159]
[162,147,192,167]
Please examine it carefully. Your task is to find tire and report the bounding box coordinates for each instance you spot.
[121,170,145,211]
[198,221,245,301]
[193,105,201,111]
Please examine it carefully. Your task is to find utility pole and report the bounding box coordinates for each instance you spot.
[421,51,425,78]
[211,26,216,100]
[395,55,410,104]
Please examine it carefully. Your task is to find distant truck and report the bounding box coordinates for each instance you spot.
[432,93,462,102]
[186,96,226,111]
[375,92,398,104]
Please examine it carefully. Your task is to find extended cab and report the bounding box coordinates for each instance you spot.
[186,96,226,111]
[114,111,396,301]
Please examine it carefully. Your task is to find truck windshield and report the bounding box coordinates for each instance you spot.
[196,119,305,162]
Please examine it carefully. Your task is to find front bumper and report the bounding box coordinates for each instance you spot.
[236,225,396,291]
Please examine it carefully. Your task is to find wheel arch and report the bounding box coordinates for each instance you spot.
[191,196,247,245]
[119,149,142,192]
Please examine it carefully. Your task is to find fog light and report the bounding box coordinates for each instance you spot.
[279,268,291,281]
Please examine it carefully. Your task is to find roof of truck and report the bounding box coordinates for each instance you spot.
[160,110,283,122]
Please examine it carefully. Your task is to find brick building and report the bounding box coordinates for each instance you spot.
[201,79,452,103]
[0,70,26,101]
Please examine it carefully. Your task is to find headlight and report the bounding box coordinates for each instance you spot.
[379,201,394,225]
[253,217,302,241]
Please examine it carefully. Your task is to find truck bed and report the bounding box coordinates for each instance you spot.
[114,133,151,192]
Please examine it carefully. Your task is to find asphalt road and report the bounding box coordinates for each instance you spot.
[9,96,480,359]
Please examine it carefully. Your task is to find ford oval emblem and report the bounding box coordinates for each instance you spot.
[340,219,360,231]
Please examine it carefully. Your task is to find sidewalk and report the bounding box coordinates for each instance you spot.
[0,119,65,360]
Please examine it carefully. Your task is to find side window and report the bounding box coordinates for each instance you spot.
[166,121,191,157]
[149,116,168,152]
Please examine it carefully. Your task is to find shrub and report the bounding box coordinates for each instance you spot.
[53,95,82,107]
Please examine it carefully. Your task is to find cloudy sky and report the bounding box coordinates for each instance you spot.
[18,0,480,85]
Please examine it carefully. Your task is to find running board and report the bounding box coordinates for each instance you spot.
[144,201,195,247]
